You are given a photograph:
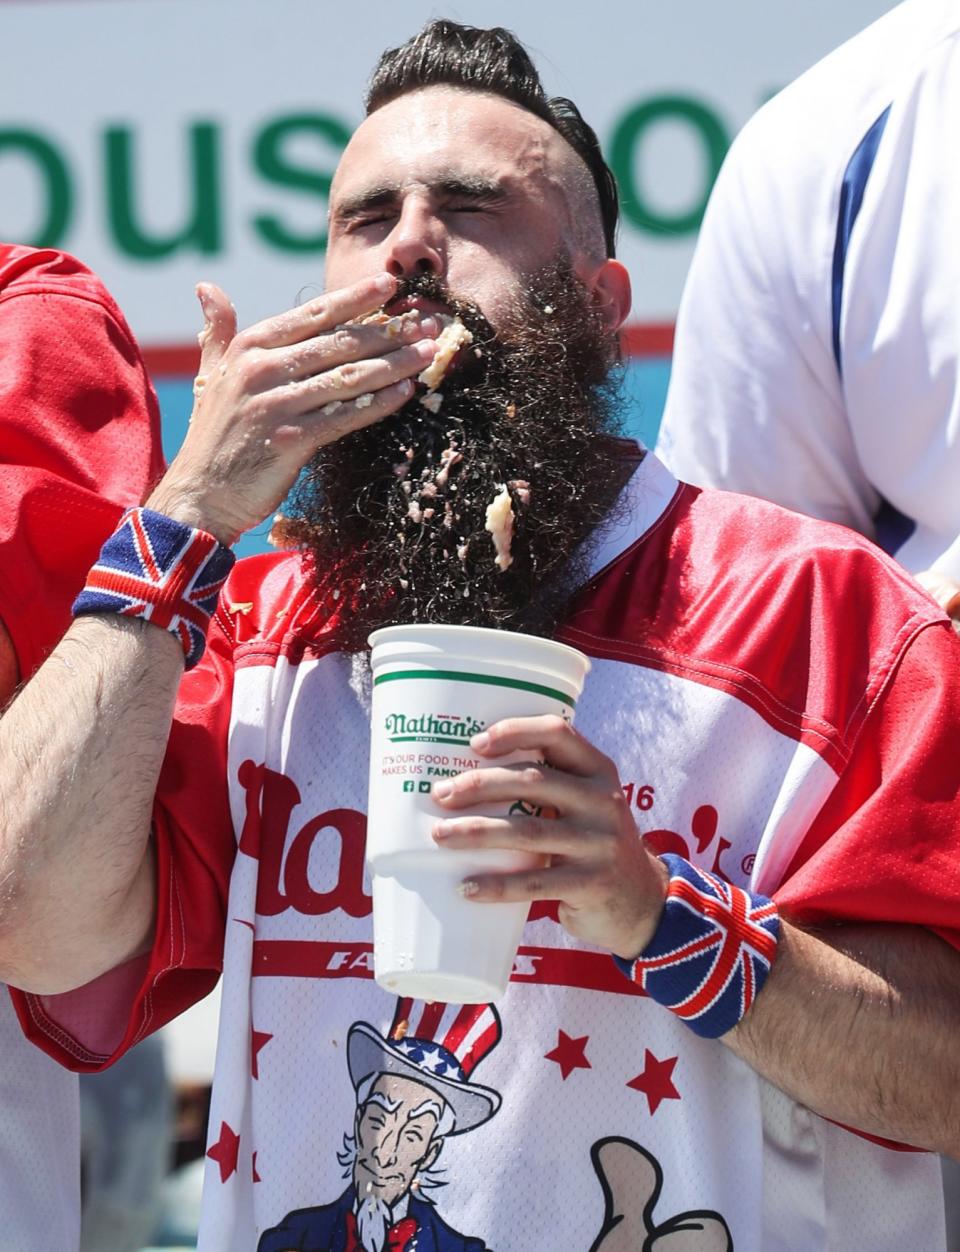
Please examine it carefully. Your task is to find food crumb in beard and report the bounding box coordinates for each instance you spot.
[419,391,444,414]
[508,479,531,506]
[485,484,516,572]
[417,315,474,391]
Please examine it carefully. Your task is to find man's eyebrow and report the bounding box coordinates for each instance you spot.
[434,175,507,202]
[332,185,401,221]
[333,176,508,221]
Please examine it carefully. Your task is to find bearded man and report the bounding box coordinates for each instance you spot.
[2,21,960,1252]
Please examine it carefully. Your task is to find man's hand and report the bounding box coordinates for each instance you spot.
[430,714,668,959]
[149,272,439,545]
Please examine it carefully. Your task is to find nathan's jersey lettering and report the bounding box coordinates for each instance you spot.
[237,759,371,918]
[641,803,734,883]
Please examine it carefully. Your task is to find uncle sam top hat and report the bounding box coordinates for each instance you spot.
[347,999,503,1135]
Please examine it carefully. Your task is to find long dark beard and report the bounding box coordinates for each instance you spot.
[284,262,631,650]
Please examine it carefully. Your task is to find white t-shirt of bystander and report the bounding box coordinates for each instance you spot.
[658,0,960,580]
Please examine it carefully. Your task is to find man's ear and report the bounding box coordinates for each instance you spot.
[579,258,632,332]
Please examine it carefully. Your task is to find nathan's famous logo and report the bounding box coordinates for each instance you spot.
[384,710,485,745]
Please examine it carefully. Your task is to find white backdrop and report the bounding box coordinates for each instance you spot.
[2,0,895,349]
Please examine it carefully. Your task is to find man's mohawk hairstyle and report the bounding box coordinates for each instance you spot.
[365,20,620,258]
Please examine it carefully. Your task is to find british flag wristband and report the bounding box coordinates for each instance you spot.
[614,854,781,1038]
[72,507,235,669]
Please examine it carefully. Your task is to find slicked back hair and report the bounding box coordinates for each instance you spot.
[364,20,619,258]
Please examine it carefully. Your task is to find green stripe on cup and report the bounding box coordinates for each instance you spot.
[373,668,576,709]
[388,736,474,746]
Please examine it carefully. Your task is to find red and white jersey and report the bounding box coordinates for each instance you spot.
[17,452,960,1251]
[0,243,165,1250]
[658,0,960,579]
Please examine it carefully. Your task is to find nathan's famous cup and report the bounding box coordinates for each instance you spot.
[366,624,591,1003]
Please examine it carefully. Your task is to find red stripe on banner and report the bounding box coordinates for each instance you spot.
[143,345,202,376]
[142,343,200,375]
[619,323,675,356]
[252,939,648,996]
[142,323,675,378]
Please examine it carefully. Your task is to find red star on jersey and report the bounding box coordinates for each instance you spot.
[251,1028,274,1080]
[544,1030,592,1080]
[627,1050,681,1115]
[206,1121,240,1183]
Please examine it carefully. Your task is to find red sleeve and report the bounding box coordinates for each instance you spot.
[10,601,238,1071]
[0,245,165,680]
[772,619,960,1151]
[775,619,960,950]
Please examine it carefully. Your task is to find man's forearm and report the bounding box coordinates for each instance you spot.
[725,918,960,1157]
[0,615,183,993]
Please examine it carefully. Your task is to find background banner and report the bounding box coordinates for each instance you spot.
[2,0,892,354]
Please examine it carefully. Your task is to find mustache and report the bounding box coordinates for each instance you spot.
[391,271,476,319]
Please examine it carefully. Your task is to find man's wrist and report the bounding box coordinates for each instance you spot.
[613,854,670,963]
[73,507,235,669]
[613,854,781,1039]
[144,484,240,549]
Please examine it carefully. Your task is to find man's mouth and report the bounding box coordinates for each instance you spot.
[385,294,451,319]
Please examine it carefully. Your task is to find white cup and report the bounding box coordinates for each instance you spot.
[366,624,590,1003]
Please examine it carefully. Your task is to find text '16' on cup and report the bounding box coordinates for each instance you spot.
[366,624,591,1004]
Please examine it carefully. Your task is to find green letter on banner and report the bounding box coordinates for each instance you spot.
[0,129,72,247]
[106,122,221,260]
[610,96,730,236]
[252,113,352,253]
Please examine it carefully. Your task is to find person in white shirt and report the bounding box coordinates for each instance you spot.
[657,0,960,622]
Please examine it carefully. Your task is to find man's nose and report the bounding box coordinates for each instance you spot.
[384,201,444,279]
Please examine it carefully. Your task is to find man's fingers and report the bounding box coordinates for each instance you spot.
[302,378,416,445]
[431,760,602,819]
[238,272,397,350]
[276,311,441,384]
[195,282,237,375]
[286,340,437,414]
[471,715,613,779]
[434,814,586,858]
[458,860,593,904]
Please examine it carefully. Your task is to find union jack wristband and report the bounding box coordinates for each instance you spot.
[72,507,235,669]
[614,854,781,1038]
